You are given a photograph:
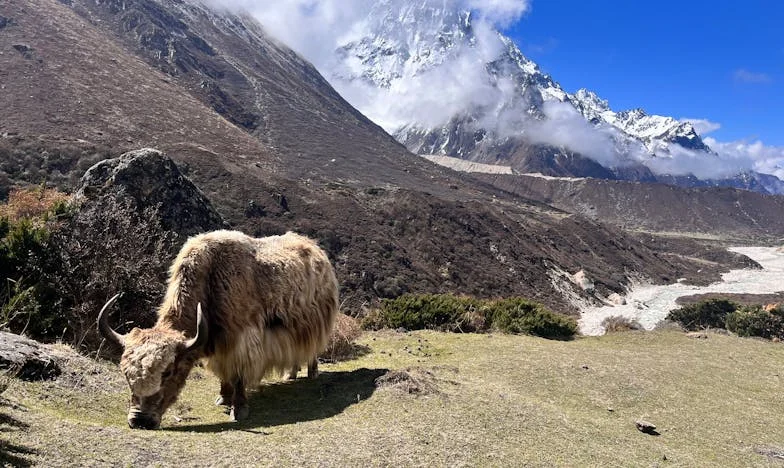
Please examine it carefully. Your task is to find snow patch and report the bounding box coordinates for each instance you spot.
[422,155,513,174]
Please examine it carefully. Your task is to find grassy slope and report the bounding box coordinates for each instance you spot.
[1,330,783,467]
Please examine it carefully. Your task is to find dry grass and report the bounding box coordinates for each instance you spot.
[601,315,644,333]
[1,330,783,466]
[320,313,368,362]
[0,186,70,222]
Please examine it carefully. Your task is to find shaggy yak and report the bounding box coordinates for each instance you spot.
[98,230,339,429]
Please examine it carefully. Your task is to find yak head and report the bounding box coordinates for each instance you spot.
[97,294,208,430]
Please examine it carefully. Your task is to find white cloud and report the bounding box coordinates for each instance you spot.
[465,0,529,26]
[679,118,721,136]
[733,68,772,84]
[209,0,529,67]
[523,101,647,168]
[205,0,784,185]
[704,137,784,180]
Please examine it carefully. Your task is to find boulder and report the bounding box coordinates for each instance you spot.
[52,148,227,355]
[0,332,60,380]
[74,148,225,234]
[572,270,595,292]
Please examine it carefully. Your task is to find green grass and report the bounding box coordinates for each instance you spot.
[1,330,783,466]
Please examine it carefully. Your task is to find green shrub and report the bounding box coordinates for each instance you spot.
[486,298,577,340]
[725,305,784,340]
[0,187,72,339]
[366,293,577,340]
[372,293,484,332]
[666,299,738,331]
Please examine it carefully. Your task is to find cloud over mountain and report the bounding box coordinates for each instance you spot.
[212,0,784,191]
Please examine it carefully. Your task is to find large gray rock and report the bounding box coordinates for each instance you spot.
[0,332,60,380]
[51,148,227,355]
[75,148,225,234]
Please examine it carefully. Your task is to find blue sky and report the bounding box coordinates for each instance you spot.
[505,1,782,145]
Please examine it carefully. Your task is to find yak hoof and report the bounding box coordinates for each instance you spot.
[230,405,249,422]
[215,395,231,407]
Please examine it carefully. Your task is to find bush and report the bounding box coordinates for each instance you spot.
[365,293,577,340]
[725,305,784,340]
[0,186,72,338]
[370,293,485,332]
[486,298,577,340]
[601,315,643,333]
[666,299,738,331]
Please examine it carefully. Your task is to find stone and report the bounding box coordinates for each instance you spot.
[635,419,658,435]
[75,148,226,235]
[572,270,595,292]
[0,332,60,380]
[607,293,626,305]
[686,332,708,339]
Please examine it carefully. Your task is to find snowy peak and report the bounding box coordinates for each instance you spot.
[336,1,475,88]
[322,0,779,193]
[568,89,710,152]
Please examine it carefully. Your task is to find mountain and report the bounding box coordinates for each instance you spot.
[330,0,784,194]
[0,0,769,316]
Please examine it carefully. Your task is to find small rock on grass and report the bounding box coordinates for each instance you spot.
[635,419,658,435]
[686,332,708,339]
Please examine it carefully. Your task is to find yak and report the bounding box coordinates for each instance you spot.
[98,230,339,429]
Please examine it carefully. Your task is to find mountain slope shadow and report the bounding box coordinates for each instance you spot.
[167,368,387,433]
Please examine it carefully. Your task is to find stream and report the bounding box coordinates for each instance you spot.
[578,247,784,335]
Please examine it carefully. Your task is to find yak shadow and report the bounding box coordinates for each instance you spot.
[0,441,36,467]
[167,367,387,433]
[0,400,36,467]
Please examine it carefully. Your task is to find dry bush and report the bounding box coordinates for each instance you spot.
[320,313,367,362]
[0,186,70,223]
[601,315,643,333]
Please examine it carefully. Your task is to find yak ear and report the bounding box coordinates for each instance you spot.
[97,293,126,348]
[184,303,208,352]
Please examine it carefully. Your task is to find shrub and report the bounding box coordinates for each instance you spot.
[601,315,643,333]
[666,299,738,331]
[0,186,72,338]
[725,305,784,340]
[486,297,577,340]
[371,293,485,332]
[0,186,70,222]
[365,293,577,340]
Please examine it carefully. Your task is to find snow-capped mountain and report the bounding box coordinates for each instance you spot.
[570,89,709,153]
[326,0,783,194]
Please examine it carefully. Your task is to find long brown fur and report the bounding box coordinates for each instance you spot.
[115,230,339,428]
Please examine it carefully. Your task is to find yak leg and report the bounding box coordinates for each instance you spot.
[287,365,299,380]
[215,380,233,407]
[230,377,249,422]
[307,358,319,379]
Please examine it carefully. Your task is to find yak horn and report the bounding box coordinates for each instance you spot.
[97,293,125,348]
[184,303,208,352]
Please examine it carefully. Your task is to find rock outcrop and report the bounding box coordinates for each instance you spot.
[0,331,60,380]
[54,148,226,355]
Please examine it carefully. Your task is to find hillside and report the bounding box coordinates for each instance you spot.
[477,173,784,242]
[0,0,752,316]
[2,330,783,466]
